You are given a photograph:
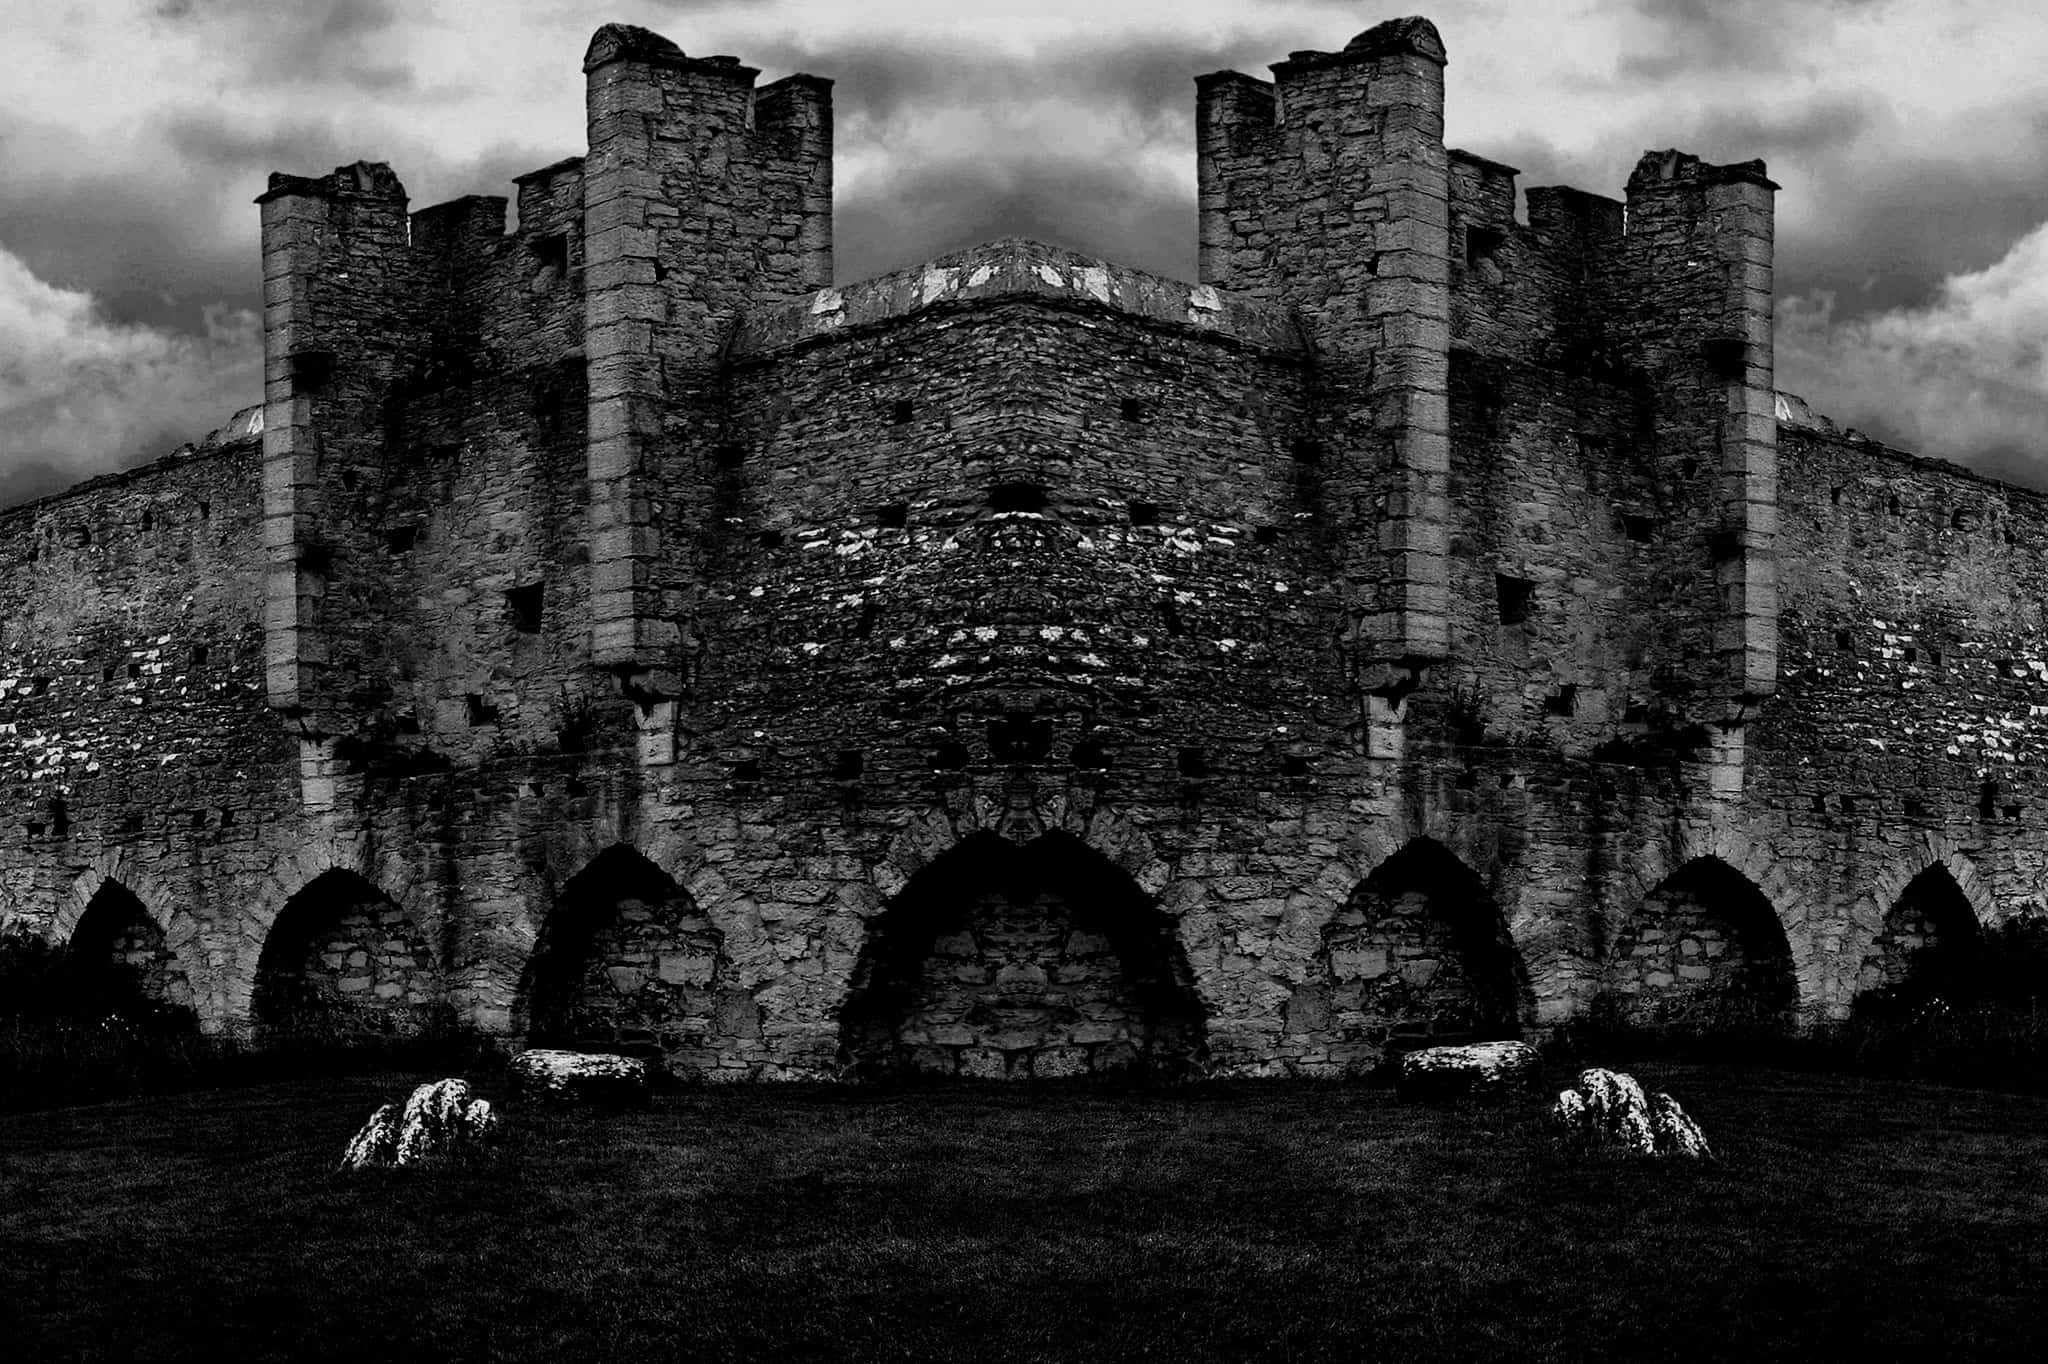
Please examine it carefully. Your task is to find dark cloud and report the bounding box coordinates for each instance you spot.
[742,29,1317,137]
[836,155,1196,283]
[1616,0,1890,79]
[0,458,71,510]
[150,0,419,95]
[1781,162,2048,319]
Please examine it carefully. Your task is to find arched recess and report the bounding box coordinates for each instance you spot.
[1855,863,1984,1004]
[1606,856,1796,1034]
[1280,838,1527,1073]
[251,869,446,1040]
[515,845,751,1074]
[838,830,1207,1080]
[65,879,195,1017]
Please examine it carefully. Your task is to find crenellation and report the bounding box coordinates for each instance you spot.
[8,13,2048,1072]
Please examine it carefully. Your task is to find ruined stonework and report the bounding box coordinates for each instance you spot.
[5,17,2048,1079]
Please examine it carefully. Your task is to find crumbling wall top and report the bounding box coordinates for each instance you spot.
[1628,149,1779,194]
[1274,15,1447,74]
[728,238,1305,358]
[582,22,757,79]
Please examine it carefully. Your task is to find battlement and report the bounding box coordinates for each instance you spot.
[729,238,1305,358]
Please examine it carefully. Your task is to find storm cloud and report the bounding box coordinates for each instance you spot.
[4,0,2048,501]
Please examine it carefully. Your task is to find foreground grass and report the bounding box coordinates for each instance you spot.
[3,1067,2046,1362]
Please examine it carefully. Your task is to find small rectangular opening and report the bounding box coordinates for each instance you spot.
[1621,513,1657,543]
[1543,684,1578,717]
[1120,397,1147,423]
[989,482,1048,513]
[465,693,499,727]
[876,503,909,529]
[1127,500,1160,526]
[528,232,569,276]
[890,398,915,425]
[384,524,422,553]
[506,582,543,634]
[1495,573,1535,626]
[1701,335,1748,380]
[288,350,337,392]
[1465,225,1505,270]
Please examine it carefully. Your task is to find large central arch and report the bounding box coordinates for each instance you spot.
[838,830,1207,1080]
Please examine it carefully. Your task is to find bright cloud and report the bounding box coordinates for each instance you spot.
[0,244,259,505]
[1778,223,2048,478]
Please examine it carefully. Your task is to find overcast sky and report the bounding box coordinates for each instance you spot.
[5,0,2048,504]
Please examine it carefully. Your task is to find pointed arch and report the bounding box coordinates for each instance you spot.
[840,829,1207,1080]
[1607,854,1796,1035]
[224,839,433,1025]
[514,843,747,1075]
[1864,837,1998,937]
[50,850,183,948]
[1855,861,1985,1006]
[1278,836,1528,1075]
[250,867,446,1040]
[61,877,196,1017]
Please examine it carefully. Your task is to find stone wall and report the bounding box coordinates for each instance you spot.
[7,14,2048,1079]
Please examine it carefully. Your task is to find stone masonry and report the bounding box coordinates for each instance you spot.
[1,17,2044,1078]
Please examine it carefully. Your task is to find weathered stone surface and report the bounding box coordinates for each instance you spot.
[1396,1040,1538,1100]
[1551,1068,1713,1160]
[507,1048,652,1105]
[338,1079,499,1171]
[6,13,2048,1085]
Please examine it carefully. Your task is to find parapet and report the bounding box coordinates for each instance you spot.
[1273,16,1447,74]
[727,239,1306,358]
[1628,149,1779,195]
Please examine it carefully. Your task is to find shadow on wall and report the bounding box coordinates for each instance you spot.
[838,830,1208,1081]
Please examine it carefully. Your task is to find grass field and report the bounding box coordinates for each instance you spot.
[4,1065,2046,1361]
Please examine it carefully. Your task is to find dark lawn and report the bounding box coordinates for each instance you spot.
[3,1065,2045,1362]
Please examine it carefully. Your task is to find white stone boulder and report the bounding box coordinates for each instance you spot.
[339,1078,499,1171]
[1551,1067,1713,1159]
[1396,1040,1539,1100]
[507,1047,652,1106]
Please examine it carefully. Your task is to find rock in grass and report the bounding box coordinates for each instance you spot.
[507,1048,651,1106]
[339,1079,499,1172]
[1396,1040,1539,1100]
[339,1102,402,1171]
[1551,1067,1712,1160]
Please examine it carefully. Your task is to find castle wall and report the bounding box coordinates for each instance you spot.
[9,14,2048,1074]
[0,437,304,1024]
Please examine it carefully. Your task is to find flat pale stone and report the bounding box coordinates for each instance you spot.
[1396,1040,1538,1099]
[507,1048,652,1105]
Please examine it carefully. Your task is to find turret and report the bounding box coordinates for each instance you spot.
[580,23,834,686]
[1197,18,1453,681]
